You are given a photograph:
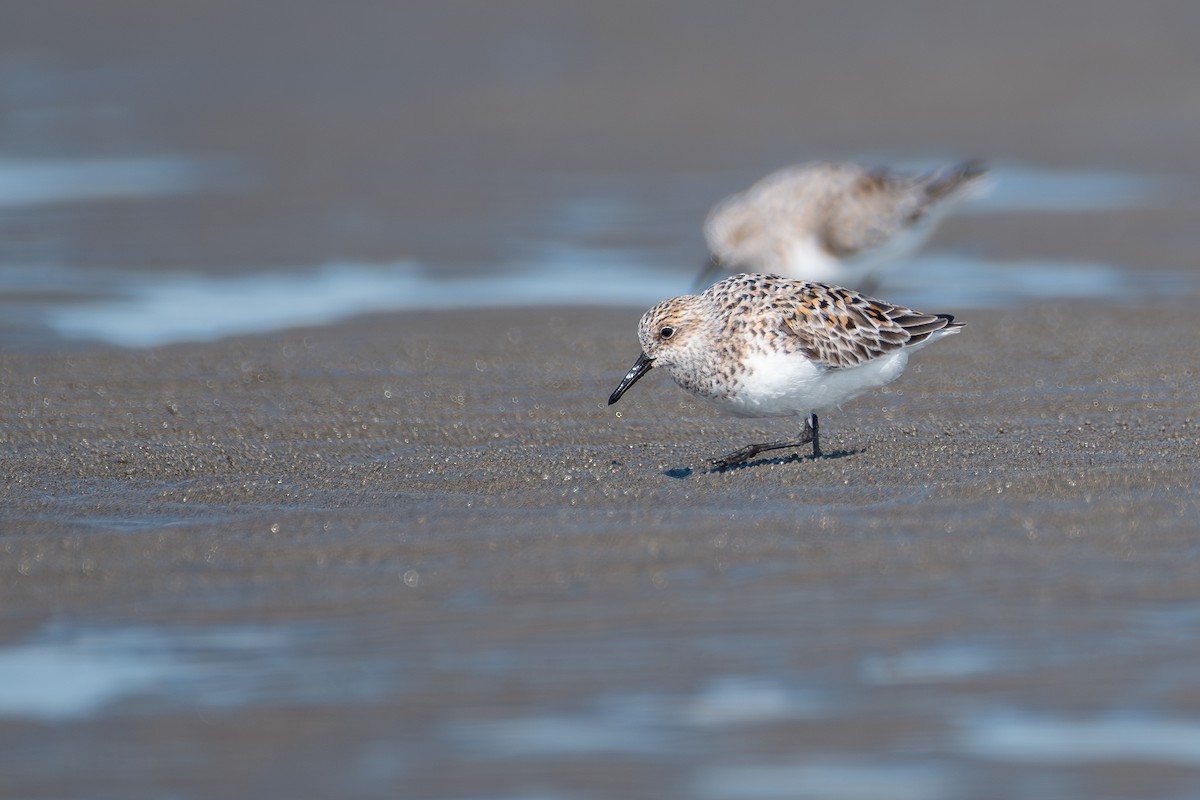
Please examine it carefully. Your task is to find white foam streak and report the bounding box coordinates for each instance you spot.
[45,259,684,348]
[0,156,215,207]
[961,713,1200,765]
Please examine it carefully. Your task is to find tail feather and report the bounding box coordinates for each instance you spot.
[904,313,964,346]
[922,159,988,202]
[936,313,966,333]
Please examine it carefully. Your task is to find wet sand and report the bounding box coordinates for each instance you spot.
[3,297,1200,796]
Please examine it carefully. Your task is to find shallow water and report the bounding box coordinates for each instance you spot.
[33,248,1192,347]
[0,622,393,721]
[0,155,224,208]
[3,162,1192,347]
[7,563,1200,797]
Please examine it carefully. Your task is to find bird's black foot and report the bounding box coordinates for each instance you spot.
[709,443,773,470]
[709,415,820,470]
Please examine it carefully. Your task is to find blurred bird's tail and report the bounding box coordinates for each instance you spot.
[922,159,989,202]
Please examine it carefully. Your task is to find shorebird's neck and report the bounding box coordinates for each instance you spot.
[662,294,747,401]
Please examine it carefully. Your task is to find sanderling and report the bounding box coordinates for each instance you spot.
[608,273,964,469]
[694,160,987,291]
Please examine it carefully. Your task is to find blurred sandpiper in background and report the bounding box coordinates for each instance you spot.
[1,1,1195,348]
[3,3,1200,799]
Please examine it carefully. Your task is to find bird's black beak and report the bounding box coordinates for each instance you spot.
[608,352,654,405]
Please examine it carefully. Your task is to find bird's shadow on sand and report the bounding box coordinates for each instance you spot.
[663,448,859,479]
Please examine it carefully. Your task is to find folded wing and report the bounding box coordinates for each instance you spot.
[781,281,962,369]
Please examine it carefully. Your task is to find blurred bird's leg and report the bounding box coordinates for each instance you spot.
[691,255,727,292]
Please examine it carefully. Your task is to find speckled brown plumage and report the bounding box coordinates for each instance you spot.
[609,272,965,468]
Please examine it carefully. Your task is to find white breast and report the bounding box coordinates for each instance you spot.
[703,349,911,418]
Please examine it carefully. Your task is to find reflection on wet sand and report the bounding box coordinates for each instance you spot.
[11,165,1191,348]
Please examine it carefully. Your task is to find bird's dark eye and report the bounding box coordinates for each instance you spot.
[660,326,675,339]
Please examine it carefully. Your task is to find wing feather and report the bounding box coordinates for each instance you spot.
[779,281,962,368]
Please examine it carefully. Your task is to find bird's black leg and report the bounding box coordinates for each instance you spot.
[690,255,726,292]
[710,415,820,469]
